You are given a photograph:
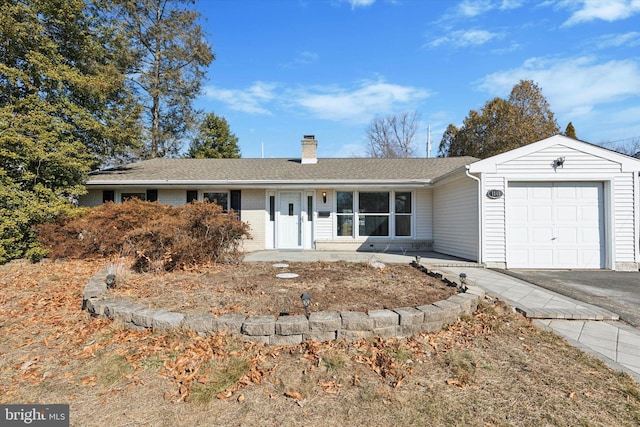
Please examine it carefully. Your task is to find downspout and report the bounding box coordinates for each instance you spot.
[465,165,482,265]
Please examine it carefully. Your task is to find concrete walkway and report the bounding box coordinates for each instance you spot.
[440,266,640,383]
[242,250,479,267]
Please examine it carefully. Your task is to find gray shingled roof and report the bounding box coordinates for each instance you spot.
[86,157,478,186]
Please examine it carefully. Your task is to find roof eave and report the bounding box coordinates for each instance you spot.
[85,179,435,188]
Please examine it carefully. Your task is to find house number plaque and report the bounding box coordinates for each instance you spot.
[486,189,504,199]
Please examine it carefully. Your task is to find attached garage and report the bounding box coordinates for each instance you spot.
[507,181,604,269]
[467,135,640,271]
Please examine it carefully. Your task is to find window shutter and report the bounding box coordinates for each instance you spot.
[102,190,115,203]
[269,196,275,222]
[146,189,158,202]
[230,190,241,219]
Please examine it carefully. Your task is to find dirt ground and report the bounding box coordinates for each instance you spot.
[1,259,640,426]
[108,261,458,316]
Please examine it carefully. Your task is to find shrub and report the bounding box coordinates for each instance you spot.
[0,171,78,264]
[36,199,251,270]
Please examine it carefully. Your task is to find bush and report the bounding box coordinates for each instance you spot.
[0,171,78,264]
[36,199,251,271]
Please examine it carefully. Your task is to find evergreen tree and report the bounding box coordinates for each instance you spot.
[565,122,577,139]
[0,0,140,262]
[187,113,241,158]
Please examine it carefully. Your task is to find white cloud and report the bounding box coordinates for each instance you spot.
[202,82,278,115]
[203,78,431,124]
[594,31,640,48]
[427,29,500,48]
[477,56,640,117]
[555,0,640,26]
[458,0,524,16]
[500,0,525,9]
[283,51,320,68]
[343,0,376,8]
[293,79,431,123]
[458,0,493,16]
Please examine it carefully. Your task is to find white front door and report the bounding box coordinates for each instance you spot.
[278,192,302,248]
[507,182,604,269]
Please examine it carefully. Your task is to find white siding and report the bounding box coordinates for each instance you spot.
[481,143,638,269]
[433,177,479,261]
[497,145,622,174]
[615,174,636,263]
[483,175,506,264]
[315,189,334,241]
[79,190,103,207]
[415,188,433,240]
[158,189,187,205]
[79,188,188,206]
[240,189,266,251]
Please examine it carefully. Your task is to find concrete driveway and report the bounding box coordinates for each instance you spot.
[496,270,640,328]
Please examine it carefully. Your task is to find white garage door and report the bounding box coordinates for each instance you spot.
[507,182,604,269]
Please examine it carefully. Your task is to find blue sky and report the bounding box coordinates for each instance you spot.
[194,0,640,158]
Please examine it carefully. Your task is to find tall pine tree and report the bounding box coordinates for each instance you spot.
[107,0,214,158]
[187,113,241,159]
[564,122,577,139]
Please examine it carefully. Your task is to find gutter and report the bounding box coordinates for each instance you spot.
[83,179,436,188]
[465,165,483,265]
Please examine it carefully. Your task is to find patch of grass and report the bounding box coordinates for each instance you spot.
[190,357,250,405]
[392,347,413,363]
[105,259,131,288]
[322,354,346,371]
[96,354,134,387]
[459,313,473,322]
[141,354,164,371]
[442,349,476,385]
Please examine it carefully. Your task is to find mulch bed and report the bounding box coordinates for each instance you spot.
[108,261,459,316]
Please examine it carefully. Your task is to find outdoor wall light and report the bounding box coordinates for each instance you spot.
[415,255,421,264]
[458,273,468,292]
[301,292,312,318]
[106,273,116,288]
[459,273,467,286]
[322,191,327,203]
[554,157,565,168]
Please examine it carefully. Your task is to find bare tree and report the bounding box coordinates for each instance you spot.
[605,137,640,157]
[366,111,421,158]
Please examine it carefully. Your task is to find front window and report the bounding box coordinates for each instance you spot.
[358,192,389,236]
[334,191,412,238]
[204,192,229,212]
[395,192,412,236]
[336,192,353,237]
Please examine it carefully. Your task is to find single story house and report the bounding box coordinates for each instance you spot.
[81,134,640,271]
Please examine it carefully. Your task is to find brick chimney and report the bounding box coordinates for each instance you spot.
[301,135,318,164]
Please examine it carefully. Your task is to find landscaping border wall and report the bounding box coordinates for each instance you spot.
[82,266,485,345]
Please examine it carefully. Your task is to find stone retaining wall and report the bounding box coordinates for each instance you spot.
[82,267,485,345]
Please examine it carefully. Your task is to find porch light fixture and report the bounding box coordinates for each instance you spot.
[322,191,327,203]
[554,157,565,168]
[300,292,312,318]
[415,255,421,264]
